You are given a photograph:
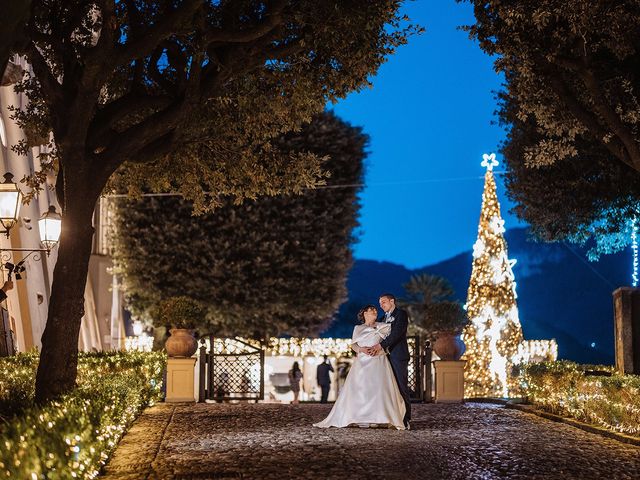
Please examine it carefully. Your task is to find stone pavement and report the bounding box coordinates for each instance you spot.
[101,402,640,480]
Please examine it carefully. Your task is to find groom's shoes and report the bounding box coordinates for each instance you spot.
[404,420,411,430]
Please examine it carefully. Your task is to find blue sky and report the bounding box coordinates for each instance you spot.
[332,0,526,268]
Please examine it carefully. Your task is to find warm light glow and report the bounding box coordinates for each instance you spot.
[132,321,144,336]
[125,333,153,351]
[523,362,639,436]
[0,173,21,232]
[462,156,524,398]
[38,205,62,249]
[517,340,558,363]
[463,157,557,398]
[267,337,354,357]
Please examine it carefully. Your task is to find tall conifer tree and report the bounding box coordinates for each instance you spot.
[462,154,523,398]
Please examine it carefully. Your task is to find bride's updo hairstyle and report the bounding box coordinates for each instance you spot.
[357,305,378,323]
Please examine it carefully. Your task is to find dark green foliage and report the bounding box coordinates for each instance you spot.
[464,0,640,255]
[499,92,640,257]
[0,351,165,478]
[402,273,468,340]
[114,112,366,337]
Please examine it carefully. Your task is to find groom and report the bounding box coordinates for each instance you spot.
[366,293,411,429]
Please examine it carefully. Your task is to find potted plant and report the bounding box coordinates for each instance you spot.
[428,302,469,361]
[155,296,206,357]
[409,301,469,361]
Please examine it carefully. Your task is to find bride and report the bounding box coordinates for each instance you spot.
[313,304,406,430]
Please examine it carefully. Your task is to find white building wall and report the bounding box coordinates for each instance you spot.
[0,57,112,354]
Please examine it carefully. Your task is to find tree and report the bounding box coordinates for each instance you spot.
[0,1,31,79]
[499,90,640,257]
[465,1,640,173]
[402,273,467,341]
[114,111,366,338]
[462,156,523,398]
[10,1,417,402]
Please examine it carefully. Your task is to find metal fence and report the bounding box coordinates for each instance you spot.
[198,336,264,402]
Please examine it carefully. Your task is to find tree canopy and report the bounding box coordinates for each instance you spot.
[114,111,366,338]
[500,92,640,257]
[465,0,640,253]
[6,0,417,402]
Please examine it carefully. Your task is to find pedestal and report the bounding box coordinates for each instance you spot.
[613,287,640,374]
[166,357,197,402]
[433,360,466,403]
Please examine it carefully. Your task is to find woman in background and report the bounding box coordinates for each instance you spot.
[289,361,303,404]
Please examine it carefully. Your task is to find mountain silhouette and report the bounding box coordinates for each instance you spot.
[323,227,629,365]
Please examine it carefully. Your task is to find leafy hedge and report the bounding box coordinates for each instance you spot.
[0,351,165,479]
[521,361,640,437]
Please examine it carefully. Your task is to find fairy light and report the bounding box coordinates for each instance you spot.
[522,361,640,436]
[125,333,154,352]
[462,154,525,398]
[0,351,165,479]
[518,340,558,363]
[267,337,354,357]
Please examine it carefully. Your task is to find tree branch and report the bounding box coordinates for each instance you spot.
[113,0,202,65]
[25,43,63,109]
[553,51,640,170]
[88,92,173,149]
[204,0,288,44]
[98,100,183,171]
[542,61,636,170]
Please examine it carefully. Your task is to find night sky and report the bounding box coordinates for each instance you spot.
[333,0,526,268]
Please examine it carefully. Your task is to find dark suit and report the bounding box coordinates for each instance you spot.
[379,307,411,424]
[316,361,334,403]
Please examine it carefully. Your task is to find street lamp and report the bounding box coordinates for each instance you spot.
[1,204,62,280]
[0,173,21,238]
[38,205,62,250]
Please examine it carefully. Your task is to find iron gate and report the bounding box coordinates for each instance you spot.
[198,336,264,402]
[408,335,423,402]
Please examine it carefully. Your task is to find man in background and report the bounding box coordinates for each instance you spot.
[316,355,334,403]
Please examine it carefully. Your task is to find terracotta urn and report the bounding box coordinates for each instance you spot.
[165,328,197,357]
[433,332,466,361]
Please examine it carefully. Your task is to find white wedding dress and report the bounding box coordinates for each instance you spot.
[313,322,406,430]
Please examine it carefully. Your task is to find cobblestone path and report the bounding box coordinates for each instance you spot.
[101,402,640,480]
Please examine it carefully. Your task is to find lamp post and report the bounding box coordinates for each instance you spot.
[1,206,62,280]
[0,172,62,279]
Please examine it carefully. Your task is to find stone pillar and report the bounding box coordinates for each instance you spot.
[613,287,640,374]
[433,360,466,403]
[166,357,197,402]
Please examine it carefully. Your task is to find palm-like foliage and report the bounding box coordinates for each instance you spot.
[403,274,468,340]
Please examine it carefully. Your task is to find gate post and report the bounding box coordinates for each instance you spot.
[198,338,207,402]
[423,340,433,402]
[207,334,215,401]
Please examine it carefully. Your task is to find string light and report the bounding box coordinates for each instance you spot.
[125,333,154,352]
[0,351,165,479]
[268,337,354,357]
[631,216,638,287]
[522,361,640,436]
[462,154,525,398]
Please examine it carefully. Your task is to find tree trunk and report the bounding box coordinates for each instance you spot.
[34,179,100,403]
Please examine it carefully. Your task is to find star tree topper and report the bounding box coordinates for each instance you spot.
[481,153,499,171]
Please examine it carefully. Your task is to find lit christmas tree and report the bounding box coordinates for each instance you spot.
[462,153,524,398]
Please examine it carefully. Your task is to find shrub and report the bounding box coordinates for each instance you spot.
[153,295,206,329]
[521,361,640,437]
[0,350,166,479]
